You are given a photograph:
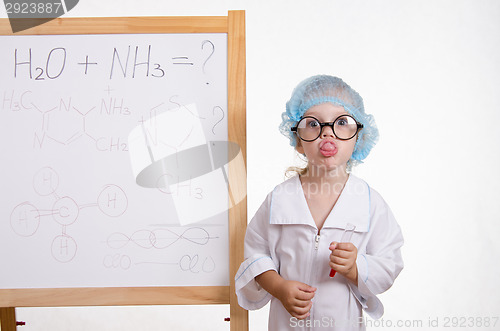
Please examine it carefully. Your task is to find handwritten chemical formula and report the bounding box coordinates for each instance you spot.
[0,33,231,288]
[12,42,215,81]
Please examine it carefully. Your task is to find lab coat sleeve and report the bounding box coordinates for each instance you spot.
[235,193,278,310]
[349,189,404,319]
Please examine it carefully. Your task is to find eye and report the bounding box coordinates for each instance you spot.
[335,115,354,126]
[308,119,320,128]
[336,118,348,126]
[303,118,320,129]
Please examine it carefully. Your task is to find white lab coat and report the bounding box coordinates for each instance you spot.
[235,174,404,330]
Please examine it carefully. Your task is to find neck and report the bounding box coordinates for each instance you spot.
[304,164,348,183]
[300,164,349,197]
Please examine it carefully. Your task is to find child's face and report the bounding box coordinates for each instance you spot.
[295,103,357,173]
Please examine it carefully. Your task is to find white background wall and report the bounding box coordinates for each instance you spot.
[2,0,500,330]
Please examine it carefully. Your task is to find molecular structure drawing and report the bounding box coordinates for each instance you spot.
[10,167,128,263]
[3,89,130,152]
[104,227,219,274]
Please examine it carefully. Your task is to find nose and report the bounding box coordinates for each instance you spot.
[321,124,335,138]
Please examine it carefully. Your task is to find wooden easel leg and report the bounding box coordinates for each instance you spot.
[0,308,16,331]
[228,9,249,331]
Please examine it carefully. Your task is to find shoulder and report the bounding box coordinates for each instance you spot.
[352,176,401,235]
[349,174,388,208]
[269,175,304,216]
[267,175,302,212]
[252,175,311,226]
[248,176,299,224]
[271,175,301,196]
[348,175,397,232]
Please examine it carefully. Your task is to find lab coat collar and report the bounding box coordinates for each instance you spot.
[269,174,370,232]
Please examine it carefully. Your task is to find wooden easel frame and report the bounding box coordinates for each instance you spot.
[0,11,248,331]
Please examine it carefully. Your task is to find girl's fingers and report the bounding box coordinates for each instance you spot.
[331,249,350,259]
[332,242,356,252]
[330,255,355,269]
[330,256,348,265]
[297,283,316,293]
[297,283,317,293]
[295,290,315,301]
[293,311,311,320]
[331,257,355,271]
[293,298,311,308]
[331,250,356,263]
[291,301,313,319]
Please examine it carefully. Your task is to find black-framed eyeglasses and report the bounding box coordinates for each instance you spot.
[291,115,363,142]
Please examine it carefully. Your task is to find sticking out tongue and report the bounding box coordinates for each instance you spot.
[320,141,337,157]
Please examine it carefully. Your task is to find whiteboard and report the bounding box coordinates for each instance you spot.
[0,33,231,288]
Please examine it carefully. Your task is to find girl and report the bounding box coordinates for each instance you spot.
[235,75,404,330]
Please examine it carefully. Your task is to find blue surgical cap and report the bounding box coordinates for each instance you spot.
[279,75,379,166]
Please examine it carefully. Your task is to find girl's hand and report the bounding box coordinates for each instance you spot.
[275,280,316,320]
[329,242,358,284]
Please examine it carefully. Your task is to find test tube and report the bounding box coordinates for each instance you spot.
[329,223,356,278]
